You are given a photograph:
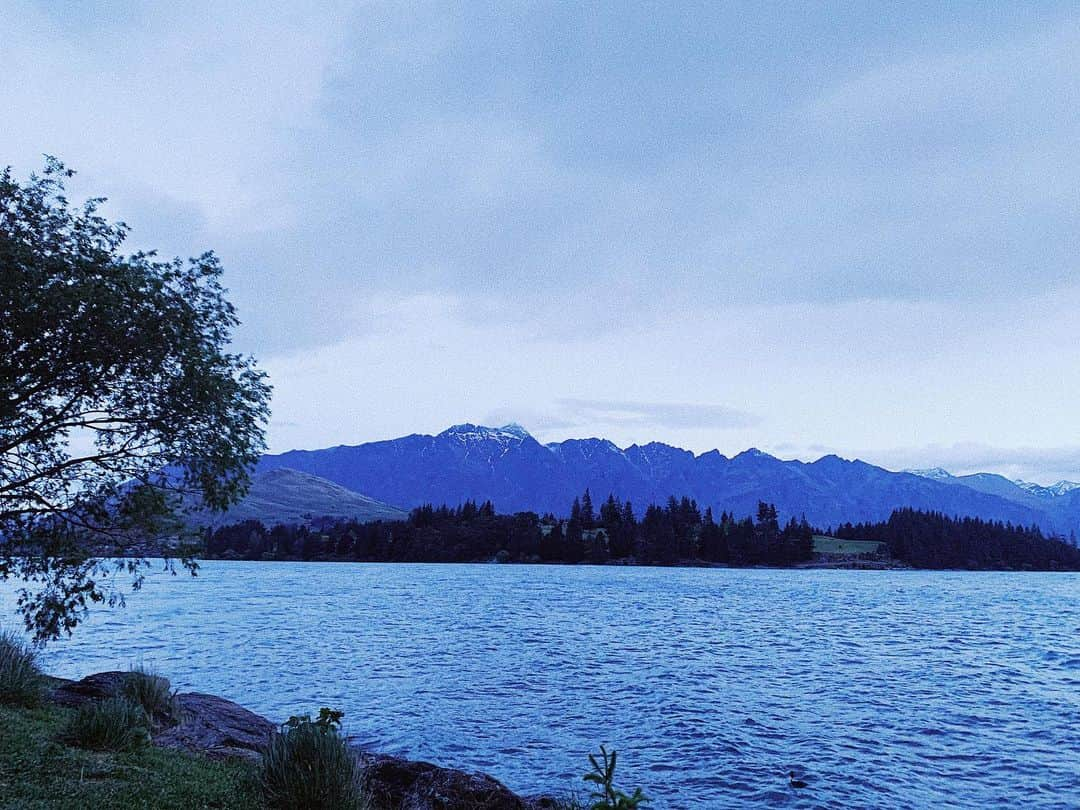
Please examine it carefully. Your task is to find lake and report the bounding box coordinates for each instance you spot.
[4,563,1078,807]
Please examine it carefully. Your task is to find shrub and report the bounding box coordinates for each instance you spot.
[583,746,648,809]
[260,708,366,810]
[122,664,177,724]
[60,697,151,751]
[548,796,587,810]
[0,629,44,706]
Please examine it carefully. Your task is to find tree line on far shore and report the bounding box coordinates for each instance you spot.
[203,490,1080,571]
[833,508,1080,570]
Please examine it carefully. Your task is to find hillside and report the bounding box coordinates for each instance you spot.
[194,468,406,528]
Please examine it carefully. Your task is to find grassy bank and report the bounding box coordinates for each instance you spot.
[0,631,630,809]
[0,701,259,810]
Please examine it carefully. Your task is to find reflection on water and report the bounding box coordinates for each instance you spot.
[4,563,1078,808]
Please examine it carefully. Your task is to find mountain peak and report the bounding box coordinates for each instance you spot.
[498,423,533,439]
[257,428,1076,536]
[734,447,776,461]
[439,423,531,442]
[1015,479,1080,498]
[906,467,954,481]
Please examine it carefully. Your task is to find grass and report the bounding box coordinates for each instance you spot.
[60,697,152,752]
[259,711,367,810]
[0,630,45,707]
[812,535,886,555]
[0,700,261,809]
[121,665,177,724]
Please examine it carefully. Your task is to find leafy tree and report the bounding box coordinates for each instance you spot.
[0,159,270,640]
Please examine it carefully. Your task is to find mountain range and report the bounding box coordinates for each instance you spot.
[255,424,1080,537]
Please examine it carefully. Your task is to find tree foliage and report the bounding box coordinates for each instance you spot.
[1,158,270,640]
[205,493,1080,572]
[832,508,1080,570]
[205,492,819,567]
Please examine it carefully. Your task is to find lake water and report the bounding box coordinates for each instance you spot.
[4,563,1078,808]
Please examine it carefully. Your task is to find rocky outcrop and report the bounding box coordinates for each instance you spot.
[357,751,537,810]
[155,692,275,761]
[48,671,556,807]
[50,670,137,707]
[49,671,274,760]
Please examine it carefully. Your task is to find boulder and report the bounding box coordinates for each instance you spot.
[154,692,276,761]
[48,672,559,806]
[356,751,530,810]
[50,670,163,707]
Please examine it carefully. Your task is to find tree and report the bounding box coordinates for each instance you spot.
[699,506,727,562]
[1,159,271,640]
[580,488,595,530]
[754,501,781,563]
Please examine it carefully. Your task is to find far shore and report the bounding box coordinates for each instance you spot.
[121,553,1080,573]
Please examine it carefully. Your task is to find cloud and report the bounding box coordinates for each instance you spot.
[8,3,1080,481]
[5,4,1080,356]
[483,399,758,440]
[556,399,759,431]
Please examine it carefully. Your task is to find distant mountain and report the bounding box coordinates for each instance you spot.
[194,468,406,528]
[1016,479,1080,498]
[905,468,1080,526]
[905,467,954,482]
[907,468,1080,501]
[259,425,1079,537]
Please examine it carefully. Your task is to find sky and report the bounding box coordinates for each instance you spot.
[3,1,1079,482]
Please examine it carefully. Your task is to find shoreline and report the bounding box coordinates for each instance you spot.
[124,554,1080,573]
[42,668,559,809]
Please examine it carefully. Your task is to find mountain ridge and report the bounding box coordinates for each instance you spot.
[258,425,1079,537]
[194,468,407,528]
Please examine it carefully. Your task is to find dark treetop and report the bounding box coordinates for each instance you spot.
[1,158,270,640]
[204,490,1080,571]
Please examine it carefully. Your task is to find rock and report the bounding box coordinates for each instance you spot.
[50,670,166,708]
[154,692,275,761]
[47,672,556,806]
[356,751,530,810]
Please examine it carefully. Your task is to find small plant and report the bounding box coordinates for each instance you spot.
[122,663,177,724]
[583,746,648,809]
[259,707,366,810]
[0,629,44,706]
[547,795,588,810]
[60,696,151,751]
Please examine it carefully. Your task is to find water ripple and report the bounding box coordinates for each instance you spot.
[3,565,1078,808]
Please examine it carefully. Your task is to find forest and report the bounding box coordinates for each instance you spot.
[203,491,1080,571]
[833,508,1080,570]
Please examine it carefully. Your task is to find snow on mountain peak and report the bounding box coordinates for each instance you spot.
[1015,479,1080,498]
[498,423,533,439]
[906,467,954,481]
[440,423,532,444]
[734,447,776,461]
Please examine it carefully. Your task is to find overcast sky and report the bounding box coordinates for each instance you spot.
[4,2,1079,482]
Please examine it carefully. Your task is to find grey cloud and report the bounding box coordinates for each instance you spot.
[484,399,759,439]
[6,3,1080,357]
[556,399,760,431]
[482,408,583,435]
